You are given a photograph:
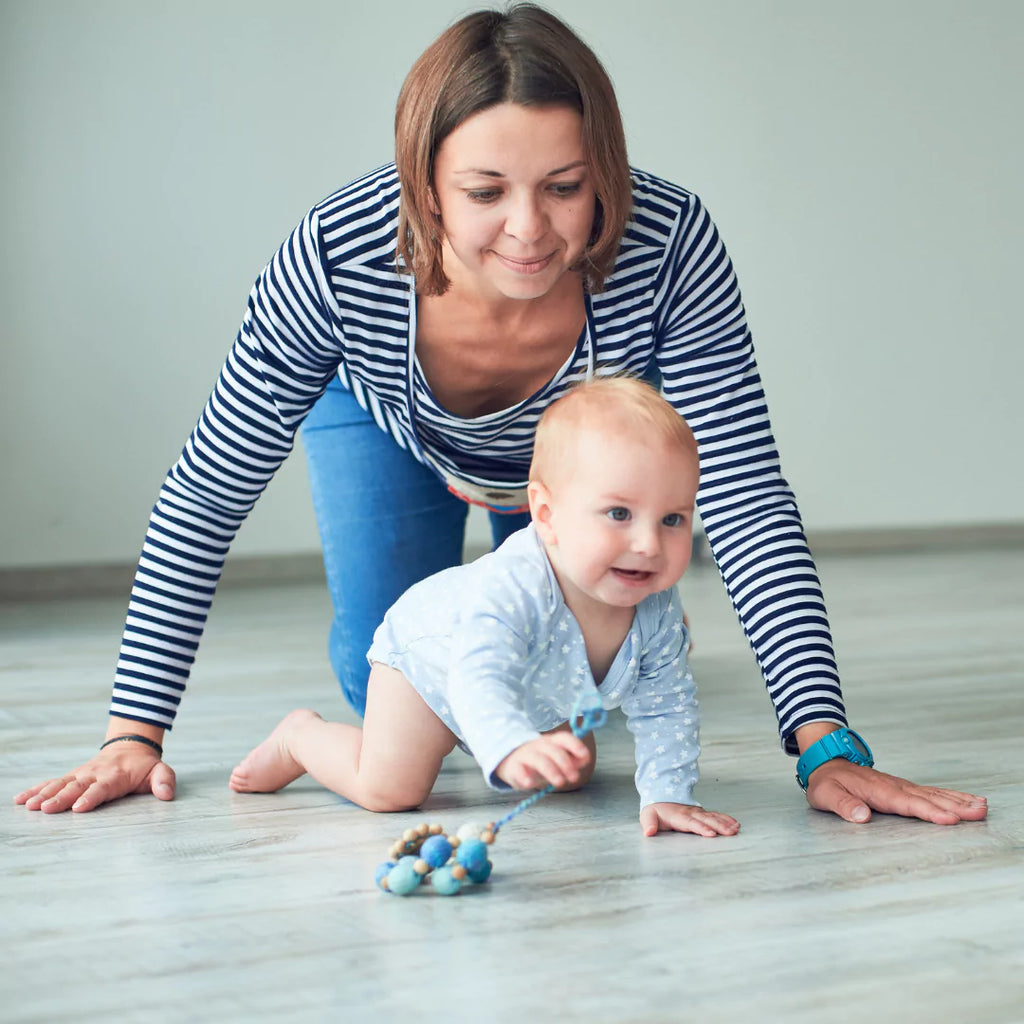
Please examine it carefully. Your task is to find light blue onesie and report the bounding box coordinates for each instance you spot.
[366,525,701,808]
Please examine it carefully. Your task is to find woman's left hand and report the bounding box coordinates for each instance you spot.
[805,760,988,825]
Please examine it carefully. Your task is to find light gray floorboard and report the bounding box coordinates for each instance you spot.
[2,546,1022,1023]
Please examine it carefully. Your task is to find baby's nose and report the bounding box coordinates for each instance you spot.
[630,522,660,555]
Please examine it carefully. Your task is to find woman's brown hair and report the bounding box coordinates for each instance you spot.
[394,3,631,296]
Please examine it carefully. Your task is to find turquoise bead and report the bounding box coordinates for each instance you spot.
[430,866,462,896]
[387,857,422,896]
[456,838,489,873]
[466,859,492,884]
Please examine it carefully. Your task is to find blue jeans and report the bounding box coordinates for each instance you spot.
[300,378,530,716]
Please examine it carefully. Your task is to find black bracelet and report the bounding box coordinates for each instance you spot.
[100,734,164,758]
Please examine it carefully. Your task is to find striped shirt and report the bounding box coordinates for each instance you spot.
[111,164,846,753]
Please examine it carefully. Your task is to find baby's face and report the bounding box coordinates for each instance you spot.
[540,429,698,611]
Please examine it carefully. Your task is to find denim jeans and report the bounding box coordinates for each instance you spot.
[300,378,530,715]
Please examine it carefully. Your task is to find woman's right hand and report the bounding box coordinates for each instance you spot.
[14,739,176,813]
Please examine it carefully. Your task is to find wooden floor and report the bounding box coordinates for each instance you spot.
[2,545,1022,1023]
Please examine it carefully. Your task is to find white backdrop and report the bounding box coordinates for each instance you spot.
[2,1,1021,569]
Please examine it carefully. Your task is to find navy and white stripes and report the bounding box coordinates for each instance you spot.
[111,164,845,752]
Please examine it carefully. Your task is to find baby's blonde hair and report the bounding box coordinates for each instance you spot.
[529,376,698,487]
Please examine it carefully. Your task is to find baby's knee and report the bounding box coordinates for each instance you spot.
[358,780,432,813]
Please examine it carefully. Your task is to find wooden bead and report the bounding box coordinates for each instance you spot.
[413,859,429,875]
[481,830,495,845]
[450,864,467,881]
[402,828,418,842]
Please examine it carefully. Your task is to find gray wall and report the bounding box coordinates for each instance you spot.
[2,0,1021,570]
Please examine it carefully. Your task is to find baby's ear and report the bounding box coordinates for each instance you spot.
[528,481,557,545]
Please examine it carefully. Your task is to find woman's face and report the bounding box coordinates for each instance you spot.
[431,103,596,304]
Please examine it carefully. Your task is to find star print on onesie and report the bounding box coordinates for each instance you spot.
[366,525,701,807]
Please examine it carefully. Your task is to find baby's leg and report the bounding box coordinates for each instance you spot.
[229,664,457,811]
[348,663,458,810]
[229,708,322,793]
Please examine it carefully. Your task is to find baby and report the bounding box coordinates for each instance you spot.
[231,376,739,837]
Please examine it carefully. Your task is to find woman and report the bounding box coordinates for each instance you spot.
[16,4,986,826]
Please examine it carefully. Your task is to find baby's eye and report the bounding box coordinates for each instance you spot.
[606,507,631,522]
[662,513,684,527]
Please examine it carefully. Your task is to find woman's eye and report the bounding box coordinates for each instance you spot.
[466,189,500,203]
[606,507,630,522]
[662,513,684,528]
[549,182,582,197]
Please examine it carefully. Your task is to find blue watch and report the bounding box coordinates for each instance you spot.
[796,728,874,790]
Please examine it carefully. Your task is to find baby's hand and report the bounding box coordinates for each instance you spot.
[639,802,740,838]
[496,732,592,791]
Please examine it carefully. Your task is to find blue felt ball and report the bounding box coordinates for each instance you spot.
[430,866,463,896]
[374,861,396,890]
[456,838,489,874]
[419,834,453,869]
[466,859,493,884]
[387,858,422,896]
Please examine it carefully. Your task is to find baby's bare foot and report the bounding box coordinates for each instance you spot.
[229,709,321,793]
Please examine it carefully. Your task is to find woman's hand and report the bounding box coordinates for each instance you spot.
[496,732,592,791]
[639,802,740,837]
[14,736,175,813]
[804,760,988,825]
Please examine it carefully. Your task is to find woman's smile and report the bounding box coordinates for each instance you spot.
[492,250,558,274]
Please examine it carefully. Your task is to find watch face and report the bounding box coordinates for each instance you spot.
[847,731,870,758]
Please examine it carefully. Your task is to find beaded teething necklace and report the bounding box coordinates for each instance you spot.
[375,696,607,896]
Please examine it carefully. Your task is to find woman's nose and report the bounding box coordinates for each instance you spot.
[504,193,547,243]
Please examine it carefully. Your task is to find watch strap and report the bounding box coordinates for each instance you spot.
[796,728,874,790]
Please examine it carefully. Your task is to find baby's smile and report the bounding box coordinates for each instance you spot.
[611,567,655,583]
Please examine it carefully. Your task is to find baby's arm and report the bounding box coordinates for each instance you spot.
[446,563,560,791]
[623,590,740,836]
